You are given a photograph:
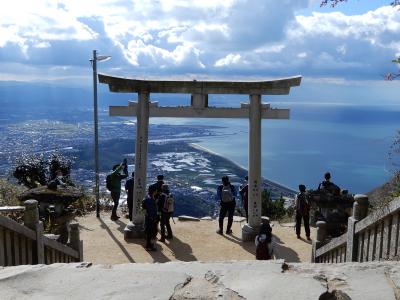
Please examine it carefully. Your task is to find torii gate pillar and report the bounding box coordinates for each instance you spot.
[99,74,301,241]
[242,94,262,239]
[131,92,149,228]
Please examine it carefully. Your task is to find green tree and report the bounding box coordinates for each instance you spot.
[13,152,73,188]
[261,190,287,220]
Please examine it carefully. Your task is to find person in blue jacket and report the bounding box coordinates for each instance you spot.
[216,176,237,235]
[142,184,158,251]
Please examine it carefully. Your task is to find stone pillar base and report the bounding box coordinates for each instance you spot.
[241,223,259,242]
[124,221,145,240]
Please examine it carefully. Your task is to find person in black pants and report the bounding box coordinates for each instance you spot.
[295,184,311,240]
[239,175,249,222]
[157,184,173,242]
[216,176,237,235]
[108,159,128,221]
[143,184,158,251]
[124,172,134,221]
[151,174,164,237]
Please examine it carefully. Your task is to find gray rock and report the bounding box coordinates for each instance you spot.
[19,185,84,216]
[19,185,84,204]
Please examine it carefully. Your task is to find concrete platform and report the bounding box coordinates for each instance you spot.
[1,261,399,299]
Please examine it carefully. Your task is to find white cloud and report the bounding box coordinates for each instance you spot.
[0,1,97,45]
[297,52,307,58]
[215,54,241,67]
[124,39,205,69]
[0,1,399,81]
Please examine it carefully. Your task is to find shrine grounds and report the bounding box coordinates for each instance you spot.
[77,212,315,264]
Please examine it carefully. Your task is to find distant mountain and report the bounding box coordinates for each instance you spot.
[0,81,191,114]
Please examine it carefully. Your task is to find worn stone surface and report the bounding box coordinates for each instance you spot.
[19,186,84,204]
[233,216,246,222]
[0,261,398,300]
[177,215,201,221]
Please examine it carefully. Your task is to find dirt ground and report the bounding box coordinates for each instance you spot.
[77,212,315,264]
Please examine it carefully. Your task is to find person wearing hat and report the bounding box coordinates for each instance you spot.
[157,184,174,242]
[239,175,249,222]
[295,184,311,240]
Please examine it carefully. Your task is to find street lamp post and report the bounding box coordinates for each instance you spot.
[91,50,111,218]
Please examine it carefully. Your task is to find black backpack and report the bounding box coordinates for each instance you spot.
[106,174,112,191]
[256,237,271,260]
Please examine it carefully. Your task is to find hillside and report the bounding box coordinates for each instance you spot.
[367,174,400,208]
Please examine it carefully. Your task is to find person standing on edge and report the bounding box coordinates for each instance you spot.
[157,184,174,242]
[107,159,128,221]
[143,184,158,251]
[295,184,311,240]
[318,172,340,195]
[239,175,249,222]
[151,174,164,235]
[125,172,135,221]
[216,175,237,235]
[153,174,164,198]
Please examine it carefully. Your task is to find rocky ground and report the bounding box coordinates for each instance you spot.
[77,212,314,264]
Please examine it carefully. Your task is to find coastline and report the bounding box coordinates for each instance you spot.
[189,142,297,195]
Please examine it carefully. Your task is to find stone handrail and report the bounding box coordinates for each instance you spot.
[313,195,400,263]
[0,206,25,212]
[355,198,400,233]
[314,234,347,258]
[0,200,82,266]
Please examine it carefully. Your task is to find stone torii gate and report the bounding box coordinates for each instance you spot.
[99,74,301,241]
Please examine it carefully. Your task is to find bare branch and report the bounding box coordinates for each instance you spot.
[321,0,400,7]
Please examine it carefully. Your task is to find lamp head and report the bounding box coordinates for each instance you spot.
[97,55,111,62]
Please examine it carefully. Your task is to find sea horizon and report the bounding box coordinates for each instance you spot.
[0,95,398,194]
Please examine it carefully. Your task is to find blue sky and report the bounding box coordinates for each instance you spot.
[0,0,399,105]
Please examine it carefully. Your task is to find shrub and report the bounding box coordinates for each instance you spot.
[13,152,73,188]
[0,179,27,223]
[13,153,47,188]
[261,189,290,220]
[0,179,26,206]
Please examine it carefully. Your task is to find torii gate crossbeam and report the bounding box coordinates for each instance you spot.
[99,74,301,241]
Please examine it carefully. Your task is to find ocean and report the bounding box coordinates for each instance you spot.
[0,82,398,194]
[150,103,400,194]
